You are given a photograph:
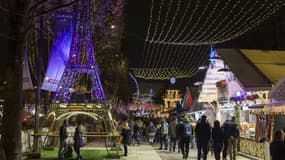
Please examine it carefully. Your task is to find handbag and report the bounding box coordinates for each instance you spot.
[118,136,123,144]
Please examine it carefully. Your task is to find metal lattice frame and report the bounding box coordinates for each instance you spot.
[54,0,105,103]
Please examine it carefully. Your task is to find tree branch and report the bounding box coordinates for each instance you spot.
[34,0,81,17]
[27,0,49,16]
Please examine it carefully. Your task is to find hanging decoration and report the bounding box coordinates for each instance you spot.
[132,0,284,80]
[144,0,285,45]
[133,45,209,80]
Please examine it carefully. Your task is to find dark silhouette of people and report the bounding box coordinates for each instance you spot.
[159,118,169,150]
[195,115,211,160]
[176,118,184,154]
[180,118,192,159]
[58,120,68,160]
[73,121,84,160]
[270,130,285,160]
[168,117,177,152]
[222,116,240,160]
[121,122,130,156]
[212,120,224,160]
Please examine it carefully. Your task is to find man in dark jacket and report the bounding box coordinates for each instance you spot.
[176,118,184,153]
[58,120,68,160]
[181,118,192,159]
[223,116,240,160]
[121,122,130,156]
[212,120,224,160]
[195,115,211,160]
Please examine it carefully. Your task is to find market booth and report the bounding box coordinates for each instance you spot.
[216,49,285,159]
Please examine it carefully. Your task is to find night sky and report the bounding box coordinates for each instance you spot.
[0,1,285,98]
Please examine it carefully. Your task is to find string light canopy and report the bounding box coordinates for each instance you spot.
[144,0,285,45]
[132,0,284,80]
[132,45,209,80]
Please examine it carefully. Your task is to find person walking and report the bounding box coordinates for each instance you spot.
[58,120,68,160]
[73,121,84,160]
[176,118,184,153]
[159,118,169,150]
[181,118,192,159]
[195,115,211,160]
[148,121,156,144]
[270,130,285,160]
[128,118,135,145]
[212,120,224,160]
[223,116,240,160]
[168,117,177,152]
[121,122,130,156]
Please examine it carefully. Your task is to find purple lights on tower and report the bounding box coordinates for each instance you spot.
[54,0,105,103]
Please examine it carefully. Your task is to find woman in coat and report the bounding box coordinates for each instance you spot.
[121,122,130,156]
[270,130,285,160]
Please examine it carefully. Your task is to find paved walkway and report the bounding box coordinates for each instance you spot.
[121,144,260,160]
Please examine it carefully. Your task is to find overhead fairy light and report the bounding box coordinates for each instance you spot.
[143,0,285,45]
[132,67,195,80]
[134,0,284,80]
[133,45,209,80]
[139,46,209,75]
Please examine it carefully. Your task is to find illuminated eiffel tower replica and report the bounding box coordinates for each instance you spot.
[54,1,105,103]
[45,1,120,154]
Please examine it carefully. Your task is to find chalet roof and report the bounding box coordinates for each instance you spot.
[217,49,272,91]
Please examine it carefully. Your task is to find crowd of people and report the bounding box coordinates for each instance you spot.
[56,115,285,160]
[118,115,240,160]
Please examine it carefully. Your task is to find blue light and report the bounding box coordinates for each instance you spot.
[42,13,74,91]
[236,91,241,97]
[209,45,217,58]
[170,78,176,84]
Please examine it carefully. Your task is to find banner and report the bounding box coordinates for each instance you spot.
[41,13,73,91]
[216,79,229,102]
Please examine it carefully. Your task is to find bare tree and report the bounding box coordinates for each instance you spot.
[0,0,30,159]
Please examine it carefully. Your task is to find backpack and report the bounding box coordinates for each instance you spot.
[161,122,168,135]
[184,123,192,136]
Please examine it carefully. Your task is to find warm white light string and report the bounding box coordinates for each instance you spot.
[162,0,200,43]
[186,0,232,43]
[200,0,252,43]
[212,0,284,43]
[140,0,154,67]
[145,0,180,68]
[132,45,209,79]
[187,47,209,73]
[136,0,285,79]
[165,0,192,43]
[181,46,206,72]
[208,0,265,43]
[143,0,285,45]
[159,0,181,42]
[143,0,171,67]
[149,0,165,42]
[179,0,215,43]
[155,0,175,42]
